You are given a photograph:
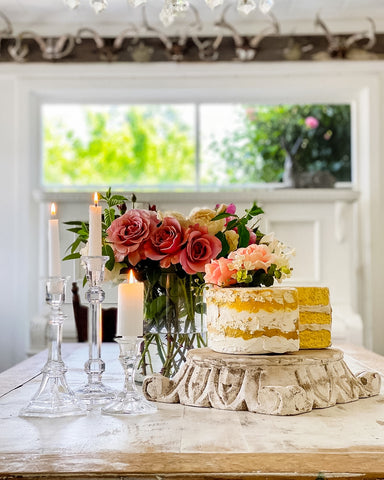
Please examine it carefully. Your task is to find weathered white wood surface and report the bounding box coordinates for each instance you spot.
[1,343,384,479]
[143,348,380,415]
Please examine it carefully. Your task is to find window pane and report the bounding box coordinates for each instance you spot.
[42,104,196,189]
[200,103,351,186]
[42,102,351,190]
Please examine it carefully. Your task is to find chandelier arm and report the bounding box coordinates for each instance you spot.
[141,5,172,50]
[214,4,243,48]
[113,25,140,50]
[249,12,280,48]
[344,17,376,50]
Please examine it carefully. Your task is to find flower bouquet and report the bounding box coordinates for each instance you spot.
[65,189,266,377]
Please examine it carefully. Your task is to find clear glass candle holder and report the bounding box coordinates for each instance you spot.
[20,276,85,418]
[102,337,157,416]
[75,256,116,408]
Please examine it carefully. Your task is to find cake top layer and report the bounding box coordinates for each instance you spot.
[296,286,330,306]
[205,286,298,305]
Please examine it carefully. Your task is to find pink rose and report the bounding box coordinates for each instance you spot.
[106,209,158,265]
[305,116,319,129]
[205,257,237,287]
[179,225,222,275]
[229,243,273,272]
[248,228,257,245]
[143,217,186,268]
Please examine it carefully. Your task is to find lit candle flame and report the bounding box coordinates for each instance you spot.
[128,270,136,284]
[93,192,99,207]
[50,203,57,217]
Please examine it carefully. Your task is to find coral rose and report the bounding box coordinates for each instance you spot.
[188,207,225,235]
[143,216,186,268]
[229,243,273,272]
[179,225,222,275]
[106,209,158,265]
[205,257,237,287]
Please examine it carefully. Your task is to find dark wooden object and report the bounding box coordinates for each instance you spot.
[71,282,117,342]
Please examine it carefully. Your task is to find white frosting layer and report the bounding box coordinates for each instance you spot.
[208,304,298,333]
[299,323,332,332]
[299,304,332,314]
[209,334,299,354]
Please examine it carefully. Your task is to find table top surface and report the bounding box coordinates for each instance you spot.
[1,342,384,479]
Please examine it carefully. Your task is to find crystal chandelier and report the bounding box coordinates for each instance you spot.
[64,0,274,24]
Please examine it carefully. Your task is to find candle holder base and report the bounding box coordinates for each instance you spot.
[102,337,157,416]
[102,390,157,416]
[20,373,85,418]
[75,382,117,408]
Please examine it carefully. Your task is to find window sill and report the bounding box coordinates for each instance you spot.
[33,187,359,205]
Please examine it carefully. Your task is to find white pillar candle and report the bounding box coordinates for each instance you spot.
[48,203,61,277]
[88,192,102,256]
[117,270,144,337]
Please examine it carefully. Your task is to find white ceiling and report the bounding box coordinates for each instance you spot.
[0,0,383,36]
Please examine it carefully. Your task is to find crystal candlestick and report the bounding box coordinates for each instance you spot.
[20,277,85,417]
[75,256,116,407]
[102,337,157,415]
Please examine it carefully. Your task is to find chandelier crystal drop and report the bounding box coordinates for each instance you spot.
[63,0,81,9]
[159,5,176,27]
[168,0,190,14]
[237,0,257,15]
[127,0,147,6]
[259,0,274,14]
[89,0,108,14]
[204,0,224,9]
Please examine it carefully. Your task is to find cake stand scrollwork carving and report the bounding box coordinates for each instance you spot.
[142,348,381,416]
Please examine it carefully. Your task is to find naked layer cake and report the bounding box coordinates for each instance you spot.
[296,286,332,349]
[206,286,300,354]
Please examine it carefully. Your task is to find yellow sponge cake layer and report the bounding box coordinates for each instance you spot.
[297,286,330,306]
[296,286,332,349]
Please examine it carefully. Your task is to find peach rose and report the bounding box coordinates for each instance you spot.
[229,243,273,272]
[204,257,237,287]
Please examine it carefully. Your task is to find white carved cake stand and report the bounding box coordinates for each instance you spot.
[142,347,381,416]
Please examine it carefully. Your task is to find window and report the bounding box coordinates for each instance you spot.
[42,103,351,191]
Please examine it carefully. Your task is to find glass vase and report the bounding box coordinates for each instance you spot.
[140,271,206,378]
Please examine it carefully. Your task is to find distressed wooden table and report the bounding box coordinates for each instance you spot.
[1,342,384,480]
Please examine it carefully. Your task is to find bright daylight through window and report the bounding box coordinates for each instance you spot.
[42,103,351,190]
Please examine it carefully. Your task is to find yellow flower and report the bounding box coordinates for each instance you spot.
[157,210,191,229]
[224,230,239,252]
[188,207,225,235]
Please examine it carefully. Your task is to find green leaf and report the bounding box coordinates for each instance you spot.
[237,223,250,248]
[103,244,115,271]
[66,227,83,234]
[215,231,230,258]
[211,212,237,221]
[70,236,83,253]
[62,252,81,261]
[225,218,238,230]
[104,208,115,228]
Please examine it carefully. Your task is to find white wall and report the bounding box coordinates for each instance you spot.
[1,61,384,371]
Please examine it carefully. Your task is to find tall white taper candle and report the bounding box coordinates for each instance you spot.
[88,192,102,256]
[117,270,144,337]
[48,203,61,277]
